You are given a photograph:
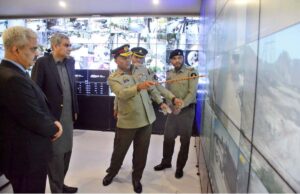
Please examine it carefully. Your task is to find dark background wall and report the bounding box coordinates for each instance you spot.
[74,95,199,135]
[74,95,170,134]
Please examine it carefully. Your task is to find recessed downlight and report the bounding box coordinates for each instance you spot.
[59,1,66,8]
[153,0,159,5]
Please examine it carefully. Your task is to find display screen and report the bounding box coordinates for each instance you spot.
[75,69,109,96]
[253,22,300,191]
[210,118,239,193]
[0,17,201,96]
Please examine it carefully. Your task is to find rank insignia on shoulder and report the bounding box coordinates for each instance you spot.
[187,67,197,77]
[113,73,123,78]
[190,72,198,77]
[109,72,117,78]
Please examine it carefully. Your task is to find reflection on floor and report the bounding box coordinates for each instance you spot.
[1,130,201,193]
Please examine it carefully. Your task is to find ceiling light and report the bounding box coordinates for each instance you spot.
[59,1,67,8]
[235,0,248,5]
[153,0,159,5]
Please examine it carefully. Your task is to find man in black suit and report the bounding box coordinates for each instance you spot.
[31,33,79,193]
[0,26,63,193]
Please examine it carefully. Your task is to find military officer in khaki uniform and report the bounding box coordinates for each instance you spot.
[103,44,168,193]
[113,47,183,116]
[154,49,199,179]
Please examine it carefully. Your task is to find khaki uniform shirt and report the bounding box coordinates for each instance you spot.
[146,67,175,100]
[166,65,198,108]
[113,65,174,111]
[109,68,163,129]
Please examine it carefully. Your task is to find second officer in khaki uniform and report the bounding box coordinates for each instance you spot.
[131,47,182,106]
[154,49,199,179]
[103,44,168,193]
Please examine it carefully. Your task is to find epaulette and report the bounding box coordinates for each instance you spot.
[186,67,197,77]
[187,67,195,71]
[110,71,123,78]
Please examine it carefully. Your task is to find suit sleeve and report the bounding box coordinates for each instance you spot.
[69,59,79,114]
[5,76,58,138]
[31,59,45,88]
[73,79,79,114]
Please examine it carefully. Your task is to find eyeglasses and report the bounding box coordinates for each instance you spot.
[62,43,72,48]
[29,47,38,52]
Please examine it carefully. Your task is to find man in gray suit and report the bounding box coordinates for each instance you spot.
[103,44,167,193]
[31,33,79,193]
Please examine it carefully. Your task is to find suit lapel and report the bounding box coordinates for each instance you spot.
[1,60,49,104]
[26,75,49,104]
[48,55,63,93]
[65,60,74,93]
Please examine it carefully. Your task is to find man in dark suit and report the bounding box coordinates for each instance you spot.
[0,26,63,193]
[31,33,79,193]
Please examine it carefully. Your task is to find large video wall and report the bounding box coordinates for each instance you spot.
[199,0,300,193]
[0,16,201,96]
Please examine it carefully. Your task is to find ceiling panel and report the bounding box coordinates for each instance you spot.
[0,0,201,18]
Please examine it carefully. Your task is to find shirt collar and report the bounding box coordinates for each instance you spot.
[116,68,126,75]
[51,54,66,64]
[175,64,186,73]
[117,66,132,75]
[3,58,27,73]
